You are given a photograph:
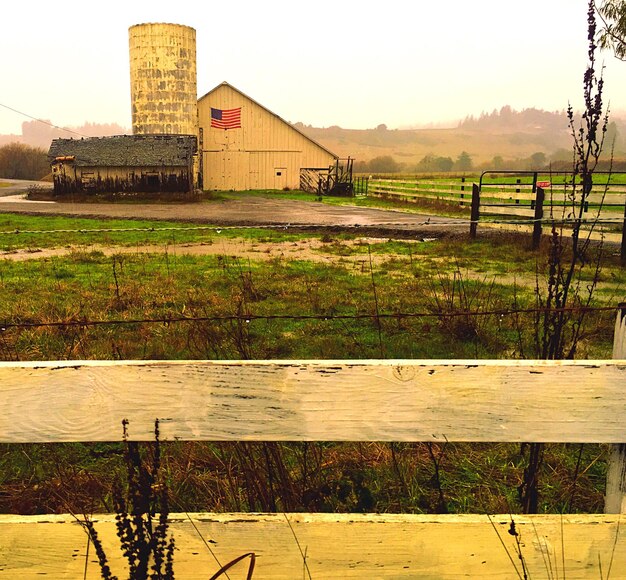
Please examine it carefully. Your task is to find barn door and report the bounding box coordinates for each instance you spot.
[274,167,287,190]
[249,153,260,190]
[224,151,249,190]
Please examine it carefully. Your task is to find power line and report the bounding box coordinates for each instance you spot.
[0,102,89,138]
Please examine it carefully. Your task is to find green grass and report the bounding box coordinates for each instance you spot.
[0,224,622,360]
[479,172,626,185]
[0,213,314,251]
[0,213,623,517]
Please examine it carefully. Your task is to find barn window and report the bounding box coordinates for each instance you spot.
[276,171,282,176]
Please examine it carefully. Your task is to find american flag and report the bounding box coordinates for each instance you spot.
[211,107,241,130]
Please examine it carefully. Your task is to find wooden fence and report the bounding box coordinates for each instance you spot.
[1,306,625,578]
[368,176,473,206]
[367,173,626,259]
[367,173,626,219]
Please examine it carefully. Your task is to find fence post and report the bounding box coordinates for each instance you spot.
[620,198,626,266]
[606,303,626,514]
[532,186,545,250]
[470,183,480,238]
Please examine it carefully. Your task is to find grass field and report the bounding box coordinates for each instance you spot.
[0,206,624,517]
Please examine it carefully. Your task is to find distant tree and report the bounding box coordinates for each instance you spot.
[550,148,573,162]
[605,120,620,149]
[499,105,513,119]
[416,154,436,171]
[416,154,453,172]
[375,124,388,131]
[528,151,547,170]
[367,155,401,173]
[453,151,473,171]
[352,159,369,173]
[596,0,626,60]
[0,143,49,180]
[434,156,454,172]
[492,155,505,169]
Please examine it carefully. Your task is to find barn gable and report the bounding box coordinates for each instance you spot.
[197,82,338,191]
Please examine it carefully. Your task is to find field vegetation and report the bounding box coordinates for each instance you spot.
[0,210,623,517]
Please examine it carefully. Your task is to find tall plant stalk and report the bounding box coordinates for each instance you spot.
[520,0,610,513]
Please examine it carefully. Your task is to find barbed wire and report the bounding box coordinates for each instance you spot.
[0,305,619,331]
[0,216,624,237]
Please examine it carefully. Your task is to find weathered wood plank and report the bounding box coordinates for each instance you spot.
[607,305,626,514]
[369,187,464,201]
[0,513,623,579]
[1,360,626,443]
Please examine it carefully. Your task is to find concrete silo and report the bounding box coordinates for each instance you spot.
[129,23,198,136]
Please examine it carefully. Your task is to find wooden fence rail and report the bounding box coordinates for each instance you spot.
[2,513,624,578]
[1,310,625,578]
[2,359,626,444]
[368,176,626,219]
[367,174,626,253]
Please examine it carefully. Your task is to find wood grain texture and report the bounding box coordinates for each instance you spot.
[1,359,626,443]
[606,307,626,513]
[0,513,623,579]
[614,308,626,359]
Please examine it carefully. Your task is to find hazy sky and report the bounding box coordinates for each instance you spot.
[1,0,624,135]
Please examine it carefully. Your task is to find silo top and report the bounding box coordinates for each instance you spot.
[128,21,198,136]
[129,22,196,33]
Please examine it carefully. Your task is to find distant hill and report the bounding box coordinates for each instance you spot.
[2,106,624,172]
[296,107,626,171]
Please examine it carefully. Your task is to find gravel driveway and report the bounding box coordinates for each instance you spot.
[0,180,468,237]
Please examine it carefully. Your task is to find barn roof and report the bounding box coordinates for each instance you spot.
[198,82,338,159]
[48,134,197,167]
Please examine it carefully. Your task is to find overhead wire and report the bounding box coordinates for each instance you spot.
[0,102,90,138]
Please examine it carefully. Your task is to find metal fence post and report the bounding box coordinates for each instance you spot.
[620,203,626,266]
[470,183,480,238]
[606,303,626,514]
[532,186,545,250]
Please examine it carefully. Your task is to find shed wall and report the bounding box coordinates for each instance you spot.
[198,84,336,190]
[52,163,192,194]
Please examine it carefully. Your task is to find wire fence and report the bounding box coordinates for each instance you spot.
[0,305,619,331]
[0,215,623,361]
[1,217,626,238]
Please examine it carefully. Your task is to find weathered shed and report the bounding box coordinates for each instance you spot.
[48,134,197,195]
[198,82,338,191]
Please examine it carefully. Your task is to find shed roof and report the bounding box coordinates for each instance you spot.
[48,134,197,167]
[198,82,338,160]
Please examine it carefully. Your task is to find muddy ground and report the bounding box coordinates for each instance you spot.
[0,182,468,239]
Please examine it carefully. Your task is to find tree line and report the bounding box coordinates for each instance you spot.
[354,151,474,174]
[353,149,574,174]
[0,143,49,180]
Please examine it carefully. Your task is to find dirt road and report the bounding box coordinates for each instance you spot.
[0,180,467,237]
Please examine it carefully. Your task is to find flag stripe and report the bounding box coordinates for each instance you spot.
[211,107,242,130]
